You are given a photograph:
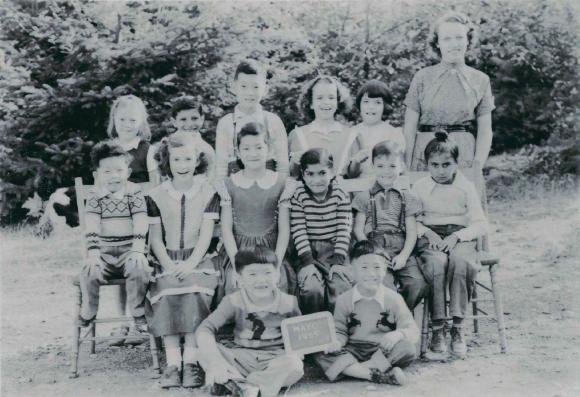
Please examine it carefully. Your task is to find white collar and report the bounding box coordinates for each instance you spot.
[116,137,141,151]
[234,104,265,122]
[352,284,387,311]
[423,170,470,194]
[161,175,206,200]
[241,288,282,313]
[231,170,278,189]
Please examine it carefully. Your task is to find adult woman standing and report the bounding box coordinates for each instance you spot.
[404,11,494,174]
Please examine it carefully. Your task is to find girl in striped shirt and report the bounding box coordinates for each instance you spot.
[290,148,354,314]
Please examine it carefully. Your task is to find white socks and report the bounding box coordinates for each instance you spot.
[183,347,198,364]
[165,347,181,368]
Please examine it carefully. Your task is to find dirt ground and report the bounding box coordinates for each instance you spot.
[1,193,579,397]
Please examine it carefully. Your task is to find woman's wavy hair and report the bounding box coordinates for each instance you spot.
[297,75,352,122]
[428,11,477,58]
[107,95,151,141]
[154,131,208,178]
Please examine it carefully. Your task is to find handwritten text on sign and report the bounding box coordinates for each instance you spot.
[281,312,337,355]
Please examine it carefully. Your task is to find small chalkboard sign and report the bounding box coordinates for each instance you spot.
[281,311,337,355]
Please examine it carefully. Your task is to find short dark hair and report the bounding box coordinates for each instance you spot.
[424,131,459,163]
[170,97,204,118]
[236,121,269,148]
[154,132,209,178]
[234,59,267,80]
[350,240,389,264]
[429,11,476,58]
[90,141,130,170]
[372,140,405,163]
[235,245,279,273]
[297,75,352,122]
[355,79,392,120]
[299,148,334,176]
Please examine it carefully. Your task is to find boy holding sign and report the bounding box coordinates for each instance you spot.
[196,246,303,397]
[315,241,418,385]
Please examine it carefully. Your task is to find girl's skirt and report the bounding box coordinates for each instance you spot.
[146,247,219,337]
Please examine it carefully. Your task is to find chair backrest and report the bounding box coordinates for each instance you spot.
[74,178,153,258]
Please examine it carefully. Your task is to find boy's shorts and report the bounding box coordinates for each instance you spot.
[315,339,416,381]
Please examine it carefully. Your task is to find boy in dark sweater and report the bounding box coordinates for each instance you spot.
[315,240,418,385]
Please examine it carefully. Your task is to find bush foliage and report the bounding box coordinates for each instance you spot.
[1,0,578,224]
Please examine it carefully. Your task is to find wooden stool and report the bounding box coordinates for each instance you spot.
[420,252,508,357]
[70,276,160,378]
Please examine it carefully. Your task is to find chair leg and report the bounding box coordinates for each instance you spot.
[489,264,508,353]
[420,298,430,358]
[70,285,82,378]
[472,284,479,334]
[150,334,160,373]
[90,323,96,354]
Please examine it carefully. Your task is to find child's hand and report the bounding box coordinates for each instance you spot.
[172,261,193,280]
[280,179,302,202]
[391,254,408,271]
[83,257,107,283]
[380,330,403,352]
[440,234,459,253]
[290,151,304,165]
[206,361,242,384]
[425,230,444,251]
[323,340,342,354]
[125,252,151,276]
[352,149,370,165]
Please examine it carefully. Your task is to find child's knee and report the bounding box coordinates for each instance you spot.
[421,252,448,279]
[125,266,149,283]
[449,252,479,276]
[284,354,305,376]
[386,339,417,368]
[298,269,324,296]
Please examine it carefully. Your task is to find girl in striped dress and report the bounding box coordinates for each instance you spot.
[146,132,219,388]
[290,148,354,314]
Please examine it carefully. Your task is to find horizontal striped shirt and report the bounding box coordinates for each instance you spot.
[290,182,352,263]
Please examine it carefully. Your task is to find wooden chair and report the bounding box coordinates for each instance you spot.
[407,169,507,356]
[70,178,160,378]
[338,170,508,356]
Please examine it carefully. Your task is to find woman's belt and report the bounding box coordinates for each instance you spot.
[419,123,473,133]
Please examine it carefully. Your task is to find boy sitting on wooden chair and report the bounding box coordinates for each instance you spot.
[314,240,419,386]
[78,141,152,334]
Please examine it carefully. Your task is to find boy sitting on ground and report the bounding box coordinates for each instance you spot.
[197,246,304,397]
[314,240,419,386]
